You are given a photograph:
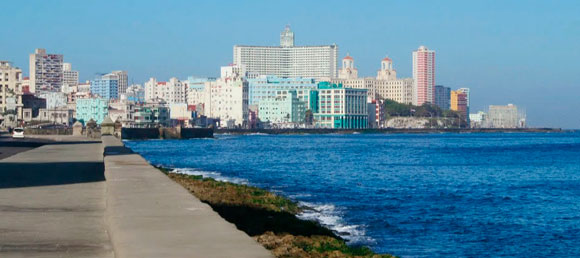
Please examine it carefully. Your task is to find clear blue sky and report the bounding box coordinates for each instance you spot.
[3,0,579,128]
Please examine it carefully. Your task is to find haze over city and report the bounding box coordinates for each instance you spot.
[2,0,579,128]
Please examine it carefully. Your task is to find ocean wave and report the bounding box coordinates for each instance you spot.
[297,202,374,245]
[248,132,270,135]
[173,168,249,185]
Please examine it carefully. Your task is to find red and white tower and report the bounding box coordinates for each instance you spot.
[412,46,435,106]
[338,54,358,79]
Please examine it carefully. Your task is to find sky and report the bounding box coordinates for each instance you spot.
[2,0,579,128]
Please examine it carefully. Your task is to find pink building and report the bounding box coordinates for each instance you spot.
[412,46,435,106]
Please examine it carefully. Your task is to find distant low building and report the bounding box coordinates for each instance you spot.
[34,108,74,126]
[469,111,487,128]
[487,104,525,128]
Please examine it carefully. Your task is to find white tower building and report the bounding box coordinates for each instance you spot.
[338,54,358,79]
[376,57,397,80]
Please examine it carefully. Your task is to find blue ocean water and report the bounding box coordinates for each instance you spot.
[125,132,580,257]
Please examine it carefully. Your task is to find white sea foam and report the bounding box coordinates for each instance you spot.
[173,168,249,185]
[248,132,270,136]
[297,202,374,245]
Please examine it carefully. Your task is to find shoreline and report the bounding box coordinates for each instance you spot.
[215,127,567,135]
[156,166,396,258]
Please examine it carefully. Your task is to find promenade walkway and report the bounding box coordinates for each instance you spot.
[0,138,113,258]
[0,135,271,258]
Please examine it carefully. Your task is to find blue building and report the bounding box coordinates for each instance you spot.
[91,73,119,100]
[247,76,317,106]
[434,85,451,110]
[313,82,368,129]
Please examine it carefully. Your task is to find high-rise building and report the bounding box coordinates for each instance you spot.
[29,48,64,93]
[412,46,435,106]
[112,70,128,96]
[434,85,451,110]
[233,26,338,79]
[91,73,119,100]
[62,63,79,89]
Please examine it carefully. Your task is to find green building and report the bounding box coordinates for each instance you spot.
[76,98,108,124]
[258,90,306,124]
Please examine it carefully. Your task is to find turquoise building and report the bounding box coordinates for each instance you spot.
[247,76,317,106]
[258,91,306,124]
[76,98,109,124]
[313,82,368,129]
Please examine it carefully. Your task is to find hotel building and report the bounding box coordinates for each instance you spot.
[233,26,338,79]
[331,55,414,104]
[29,48,64,93]
[412,46,435,105]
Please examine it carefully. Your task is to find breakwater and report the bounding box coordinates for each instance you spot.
[121,127,213,139]
[216,127,563,135]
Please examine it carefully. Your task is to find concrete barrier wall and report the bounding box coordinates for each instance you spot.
[121,128,213,140]
[215,128,563,135]
[24,128,73,135]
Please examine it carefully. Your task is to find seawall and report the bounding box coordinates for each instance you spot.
[216,127,564,135]
[121,127,214,139]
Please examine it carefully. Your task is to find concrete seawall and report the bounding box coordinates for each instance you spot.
[102,136,271,257]
[121,128,214,139]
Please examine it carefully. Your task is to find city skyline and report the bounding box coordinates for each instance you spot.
[2,0,579,128]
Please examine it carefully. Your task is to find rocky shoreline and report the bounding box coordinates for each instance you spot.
[157,167,396,258]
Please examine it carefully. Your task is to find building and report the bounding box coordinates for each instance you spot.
[112,70,128,96]
[203,71,249,128]
[144,77,187,104]
[487,104,524,128]
[338,54,358,79]
[258,90,306,125]
[76,98,109,124]
[434,85,451,110]
[21,94,47,119]
[313,82,368,129]
[122,84,145,103]
[38,92,68,109]
[469,111,487,128]
[62,63,79,89]
[233,26,338,79]
[247,75,317,106]
[450,90,468,118]
[29,48,64,93]
[412,46,435,106]
[34,108,74,126]
[186,77,216,106]
[0,61,23,121]
[331,55,414,104]
[91,73,119,100]
[130,101,170,128]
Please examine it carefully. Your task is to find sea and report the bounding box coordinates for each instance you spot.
[125,132,580,257]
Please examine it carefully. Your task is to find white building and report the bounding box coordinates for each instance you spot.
[0,61,23,124]
[412,46,435,106]
[487,104,525,128]
[29,48,64,93]
[203,68,249,128]
[144,77,187,104]
[331,55,414,104]
[62,63,79,89]
[38,92,68,110]
[233,26,338,79]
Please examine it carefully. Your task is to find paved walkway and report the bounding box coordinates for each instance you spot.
[0,135,272,257]
[0,139,113,258]
[103,136,272,257]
